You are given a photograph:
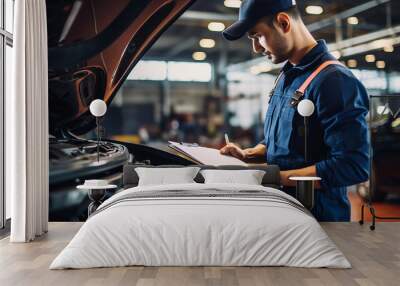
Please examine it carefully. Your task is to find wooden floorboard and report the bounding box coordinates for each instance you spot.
[0,222,399,286]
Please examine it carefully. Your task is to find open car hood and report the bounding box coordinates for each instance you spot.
[47,0,195,136]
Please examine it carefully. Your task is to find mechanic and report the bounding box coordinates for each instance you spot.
[220,0,370,221]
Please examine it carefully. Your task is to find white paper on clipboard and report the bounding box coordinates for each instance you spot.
[168,141,248,166]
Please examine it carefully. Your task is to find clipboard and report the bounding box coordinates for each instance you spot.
[168,141,247,166]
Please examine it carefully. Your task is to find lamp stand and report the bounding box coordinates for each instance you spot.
[296,180,315,210]
[291,116,317,211]
[304,116,309,164]
[87,188,106,216]
[96,117,100,163]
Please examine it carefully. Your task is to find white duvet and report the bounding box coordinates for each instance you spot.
[50,183,351,269]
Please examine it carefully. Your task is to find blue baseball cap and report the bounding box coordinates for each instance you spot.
[223,0,297,41]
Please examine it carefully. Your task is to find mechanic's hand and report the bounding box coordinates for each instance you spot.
[220,143,247,160]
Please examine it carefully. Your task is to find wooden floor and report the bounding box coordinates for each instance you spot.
[0,222,399,286]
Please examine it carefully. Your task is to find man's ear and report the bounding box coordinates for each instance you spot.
[276,12,291,33]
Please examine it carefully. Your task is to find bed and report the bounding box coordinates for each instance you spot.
[50,164,350,269]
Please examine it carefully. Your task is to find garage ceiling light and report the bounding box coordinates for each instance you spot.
[383,45,394,52]
[193,52,207,61]
[224,0,241,8]
[199,38,216,48]
[365,54,375,63]
[347,59,357,68]
[305,5,323,15]
[376,61,386,69]
[347,17,359,25]
[208,22,226,32]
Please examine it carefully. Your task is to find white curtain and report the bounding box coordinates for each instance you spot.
[7,0,49,242]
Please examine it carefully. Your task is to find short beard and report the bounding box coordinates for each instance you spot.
[269,38,290,64]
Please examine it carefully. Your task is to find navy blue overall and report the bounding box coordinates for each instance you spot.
[262,40,370,221]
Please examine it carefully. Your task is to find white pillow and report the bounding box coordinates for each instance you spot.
[135,167,200,186]
[200,169,265,185]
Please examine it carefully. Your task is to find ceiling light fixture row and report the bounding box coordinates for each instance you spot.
[196,19,224,60]
[346,50,388,69]
[195,37,216,61]
[363,54,386,69]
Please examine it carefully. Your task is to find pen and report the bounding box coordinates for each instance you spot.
[224,133,230,145]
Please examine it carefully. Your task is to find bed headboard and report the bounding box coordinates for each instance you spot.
[122,164,281,189]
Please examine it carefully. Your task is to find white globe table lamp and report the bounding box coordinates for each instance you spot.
[297,99,314,163]
[89,99,107,162]
[289,99,320,210]
[297,99,314,117]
